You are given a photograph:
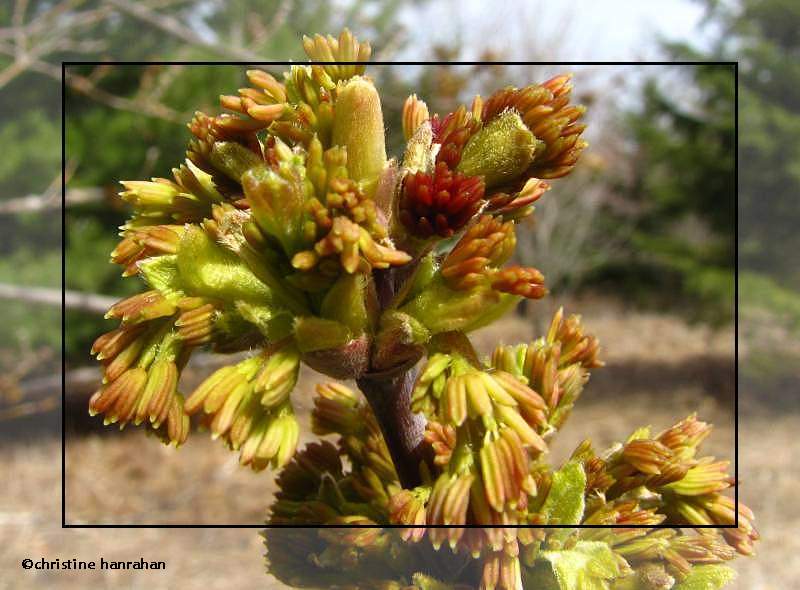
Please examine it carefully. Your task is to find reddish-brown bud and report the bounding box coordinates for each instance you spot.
[431,105,481,168]
[399,162,485,239]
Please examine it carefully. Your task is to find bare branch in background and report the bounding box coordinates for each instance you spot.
[1,350,247,418]
[64,67,188,123]
[0,283,118,315]
[260,0,293,42]
[0,187,106,214]
[0,162,89,215]
[0,0,113,88]
[103,0,263,61]
[0,0,237,124]
[0,395,59,420]
[2,366,100,406]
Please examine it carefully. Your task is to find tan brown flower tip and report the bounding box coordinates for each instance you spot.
[490,266,547,300]
[173,297,218,346]
[622,439,674,475]
[185,354,299,470]
[89,361,189,447]
[388,488,428,543]
[486,177,550,220]
[111,225,183,275]
[105,290,176,325]
[424,421,457,466]
[302,29,371,82]
[402,94,430,141]
[294,216,410,274]
[441,215,516,290]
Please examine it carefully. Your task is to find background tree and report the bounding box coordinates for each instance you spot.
[0,0,415,383]
[612,61,735,323]
[640,0,800,374]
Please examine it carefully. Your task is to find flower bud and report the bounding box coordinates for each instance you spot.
[402,94,430,141]
[399,162,485,239]
[209,141,262,182]
[457,111,537,189]
[320,272,375,334]
[332,76,387,196]
[401,278,518,335]
[372,311,429,371]
[302,29,371,83]
[294,317,370,379]
[242,159,312,257]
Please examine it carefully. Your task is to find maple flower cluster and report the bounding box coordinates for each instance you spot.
[89,30,755,590]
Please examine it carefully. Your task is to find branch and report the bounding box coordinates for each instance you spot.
[357,365,427,489]
[103,0,263,61]
[65,68,188,123]
[0,0,191,123]
[0,187,104,214]
[0,395,59,420]
[0,283,118,314]
[2,351,246,419]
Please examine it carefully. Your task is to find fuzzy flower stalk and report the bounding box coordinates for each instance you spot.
[90,30,755,590]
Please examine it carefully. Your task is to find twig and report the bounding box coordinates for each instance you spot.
[0,283,118,314]
[65,68,188,123]
[0,396,59,420]
[357,365,427,489]
[5,351,245,408]
[0,0,191,123]
[0,187,104,214]
[103,0,263,61]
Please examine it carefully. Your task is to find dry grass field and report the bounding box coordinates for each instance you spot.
[1,300,796,588]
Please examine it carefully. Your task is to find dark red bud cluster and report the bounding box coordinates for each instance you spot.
[399,161,485,239]
[430,106,480,168]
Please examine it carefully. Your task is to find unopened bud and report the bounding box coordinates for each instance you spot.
[457,111,537,188]
[332,77,387,195]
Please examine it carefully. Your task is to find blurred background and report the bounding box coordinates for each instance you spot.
[0,0,798,588]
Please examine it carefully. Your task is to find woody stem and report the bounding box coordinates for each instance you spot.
[357,364,427,489]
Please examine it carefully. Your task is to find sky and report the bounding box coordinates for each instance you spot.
[388,0,715,145]
[397,0,710,61]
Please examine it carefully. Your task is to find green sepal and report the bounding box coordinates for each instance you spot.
[673,565,736,590]
[180,158,224,203]
[242,155,313,257]
[293,316,351,353]
[403,252,438,303]
[540,460,586,541]
[212,307,265,351]
[400,277,519,334]
[320,272,374,334]
[626,426,652,443]
[177,225,274,304]
[371,310,430,371]
[209,141,262,182]
[235,301,294,342]
[236,244,310,316]
[138,255,183,300]
[535,541,623,590]
[457,110,538,188]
